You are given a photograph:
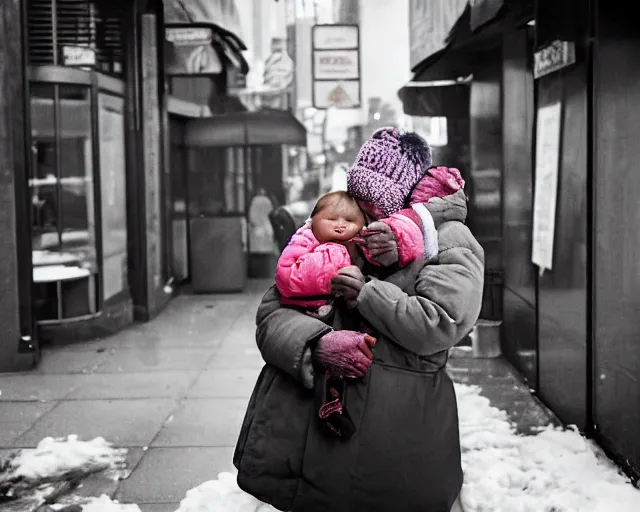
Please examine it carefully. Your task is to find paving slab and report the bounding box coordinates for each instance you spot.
[152,398,248,448]
[94,348,215,374]
[65,371,199,400]
[116,447,235,504]
[205,352,264,372]
[0,401,58,448]
[36,349,111,374]
[186,368,259,399]
[0,373,78,401]
[15,399,178,448]
[138,504,180,512]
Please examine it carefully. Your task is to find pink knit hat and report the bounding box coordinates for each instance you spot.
[410,166,465,204]
[347,127,432,217]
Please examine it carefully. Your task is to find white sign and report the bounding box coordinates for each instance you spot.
[313,50,359,80]
[534,40,576,79]
[62,46,96,67]
[166,27,213,46]
[314,81,360,109]
[313,25,359,49]
[312,24,360,109]
[532,102,562,275]
[264,50,295,90]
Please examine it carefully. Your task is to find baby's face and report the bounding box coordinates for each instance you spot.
[312,203,365,243]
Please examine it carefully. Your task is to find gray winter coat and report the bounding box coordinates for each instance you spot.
[234,190,484,512]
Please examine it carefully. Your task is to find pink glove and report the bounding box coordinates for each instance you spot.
[314,331,377,378]
[361,221,399,267]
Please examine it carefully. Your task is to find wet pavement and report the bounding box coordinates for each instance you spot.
[0,279,558,511]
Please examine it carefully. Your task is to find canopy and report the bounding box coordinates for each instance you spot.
[398,81,470,118]
[184,109,307,147]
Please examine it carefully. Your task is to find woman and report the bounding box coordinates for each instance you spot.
[234,128,484,512]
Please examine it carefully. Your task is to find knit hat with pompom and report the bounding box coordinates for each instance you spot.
[347,127,432,217]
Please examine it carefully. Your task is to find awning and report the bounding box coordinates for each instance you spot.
[470,0,505,31]
[398,81,470,118]
[164,22,249,76]
[404,0,533,84]
[184,109,307,147]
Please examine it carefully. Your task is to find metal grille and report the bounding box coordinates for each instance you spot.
[26,0,124,75]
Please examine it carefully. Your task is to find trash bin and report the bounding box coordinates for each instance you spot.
[471,268,504,357]
[481,269,504,321]
[189,215,247,293]
[470,320,503,358]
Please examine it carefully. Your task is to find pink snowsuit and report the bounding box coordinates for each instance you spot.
[275,211,429,308]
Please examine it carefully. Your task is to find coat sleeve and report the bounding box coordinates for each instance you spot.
[275,226,352,298]
[356,223,485,356]
[383,212,426,266]
[256,285,333,387]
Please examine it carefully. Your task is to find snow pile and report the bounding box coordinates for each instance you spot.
[0,435,127,494]
[175,472,276,512]
[50,495,141,512]
[173,383,640,512]
[456,384,640,512]
[73,495,141,512]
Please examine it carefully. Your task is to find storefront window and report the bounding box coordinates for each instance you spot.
[30,83,97,275]
[98,93,128,300]
[411,116,449,147]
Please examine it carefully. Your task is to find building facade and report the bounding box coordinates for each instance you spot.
[404,0,640,480]
[0,0,174,371]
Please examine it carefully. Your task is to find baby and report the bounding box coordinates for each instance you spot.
[275,190,429,316]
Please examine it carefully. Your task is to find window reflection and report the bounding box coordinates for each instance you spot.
[30,83,97,277]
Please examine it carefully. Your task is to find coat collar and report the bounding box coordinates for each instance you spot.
[423,189,468,228]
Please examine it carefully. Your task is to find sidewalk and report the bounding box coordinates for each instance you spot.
[0,279,557,511]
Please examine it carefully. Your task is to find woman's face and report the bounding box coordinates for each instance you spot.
[312,203,365,243]
[357,200,384,222]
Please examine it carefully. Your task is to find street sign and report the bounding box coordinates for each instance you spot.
[312,24,361,109]
[61,46,96,67]
[534,40,576,79]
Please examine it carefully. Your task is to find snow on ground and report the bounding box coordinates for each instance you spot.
[455,384,640,511]
[5,385,640,511]
[167,383,640,512]
[1,435,126,485]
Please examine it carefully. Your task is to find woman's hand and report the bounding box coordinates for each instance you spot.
[331,266,365,308]
[362,221,399,267]
[314,330,376,378]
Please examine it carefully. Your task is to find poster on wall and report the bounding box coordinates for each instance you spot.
[98,94,128,300]
[531,101,562,275]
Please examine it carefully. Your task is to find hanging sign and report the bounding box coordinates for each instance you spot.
[534,40,576,79]
[312,24,361,109]
[264,38,295,90]
[531,101,562,275]
[165,25,222,75]
[61,46,96,67]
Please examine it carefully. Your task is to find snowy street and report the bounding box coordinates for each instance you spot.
[1,280,639,512]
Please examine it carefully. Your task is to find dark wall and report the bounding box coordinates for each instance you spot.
[469,45,503,270]
[0,0,38,371]
[501,28,537,386]
[593,1,640,476]
[536,61,589,430]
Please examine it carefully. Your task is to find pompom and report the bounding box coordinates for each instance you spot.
[371,126,400,141]
[398,131,432,171]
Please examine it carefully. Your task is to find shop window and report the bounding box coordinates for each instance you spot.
[98,93,127,300]
[30,82,99,320]
[410,116,449,147]
[31,83,97,272]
